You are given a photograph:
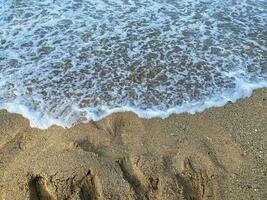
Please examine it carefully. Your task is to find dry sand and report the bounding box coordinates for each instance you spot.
[0,88,266,200]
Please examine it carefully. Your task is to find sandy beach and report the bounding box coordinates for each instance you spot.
[0,88,266,200]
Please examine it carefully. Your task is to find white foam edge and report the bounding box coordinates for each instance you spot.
[0,80,266,129]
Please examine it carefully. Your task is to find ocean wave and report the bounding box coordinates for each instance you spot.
[0,0,266,128]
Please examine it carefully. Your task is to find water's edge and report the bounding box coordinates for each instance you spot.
[1,83,266,129]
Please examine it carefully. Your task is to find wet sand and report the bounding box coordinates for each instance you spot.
[0,88,266,200]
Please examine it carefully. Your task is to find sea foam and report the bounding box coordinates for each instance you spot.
[0,0,266,129]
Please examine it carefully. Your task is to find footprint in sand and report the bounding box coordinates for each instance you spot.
[78,170,103,200]
[29,175,57,200]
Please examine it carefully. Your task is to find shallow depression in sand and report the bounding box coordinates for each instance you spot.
[0,0,266,128]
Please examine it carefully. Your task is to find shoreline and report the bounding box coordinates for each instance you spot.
[1,82,267,130]
[0,88,266,199]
